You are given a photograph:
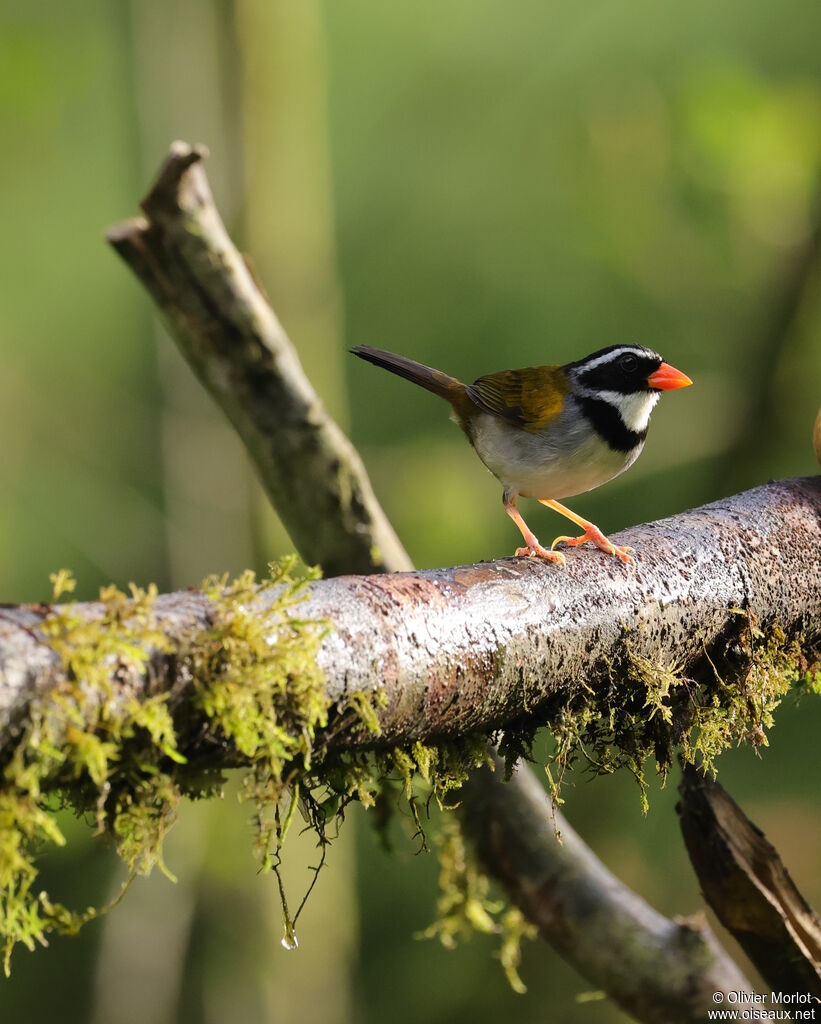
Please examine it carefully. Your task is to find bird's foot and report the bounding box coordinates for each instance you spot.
[551,526,635,565]
[514,542,566,566]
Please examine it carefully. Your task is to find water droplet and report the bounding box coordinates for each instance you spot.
[281,926,299,951]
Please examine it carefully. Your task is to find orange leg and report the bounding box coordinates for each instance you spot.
[504,491,565,566]
[539,499,635,566]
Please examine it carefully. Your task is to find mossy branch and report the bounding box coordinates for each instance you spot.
[1,477,819,760]
[0,482,817,990]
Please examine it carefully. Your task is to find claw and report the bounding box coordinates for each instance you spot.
[611,545,635,566]
[514,545,565,567]
[551,527,635,566]
[551,534,584,549]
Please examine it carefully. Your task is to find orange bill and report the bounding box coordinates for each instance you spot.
[647,362,692,390]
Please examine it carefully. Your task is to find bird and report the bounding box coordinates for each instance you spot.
[350,343,692,567]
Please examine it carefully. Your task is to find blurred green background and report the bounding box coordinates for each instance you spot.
[1,1,820,1022]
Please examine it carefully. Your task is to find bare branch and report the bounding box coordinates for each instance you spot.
[106,141,412,578]
[461,755,752,1023]
[678,764,821,997]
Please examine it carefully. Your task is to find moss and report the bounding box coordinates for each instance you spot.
[399,614,817,991]
[800,664,821,696]
[392,737,492,809]
[418,818,536,994]
[0,560,330,973]
[0,562,510,983]
[541,612,817,812]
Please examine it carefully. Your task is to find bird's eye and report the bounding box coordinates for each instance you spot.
[619,353,638,373]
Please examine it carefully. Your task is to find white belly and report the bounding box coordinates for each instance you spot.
[470,410,640,499]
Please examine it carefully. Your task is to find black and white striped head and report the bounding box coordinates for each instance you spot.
[565,344,691,452]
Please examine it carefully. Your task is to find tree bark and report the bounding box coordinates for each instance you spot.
[106,142,411,579]
[462,756,752,1023]
[1,476,818,749]
[678,764,821,998]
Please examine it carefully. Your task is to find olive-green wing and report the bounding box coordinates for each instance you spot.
[466,364,569,432]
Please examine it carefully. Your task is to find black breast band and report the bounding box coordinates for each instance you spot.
[578,397,647,453]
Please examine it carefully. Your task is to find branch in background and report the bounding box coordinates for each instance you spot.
[677,764,821,998]
[461,756,751,1023]
[106,142,412,579]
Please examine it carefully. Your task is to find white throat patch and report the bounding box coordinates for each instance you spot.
[595,390,660,433]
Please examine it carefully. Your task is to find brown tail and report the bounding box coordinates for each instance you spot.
[350,345,465,403]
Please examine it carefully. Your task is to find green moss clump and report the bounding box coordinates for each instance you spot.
[542,614,815,811]
[392,737,492,809]
[0,560,330,974]
[418,819,536,994]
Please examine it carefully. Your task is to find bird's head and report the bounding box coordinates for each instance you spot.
[566,344,692,436]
